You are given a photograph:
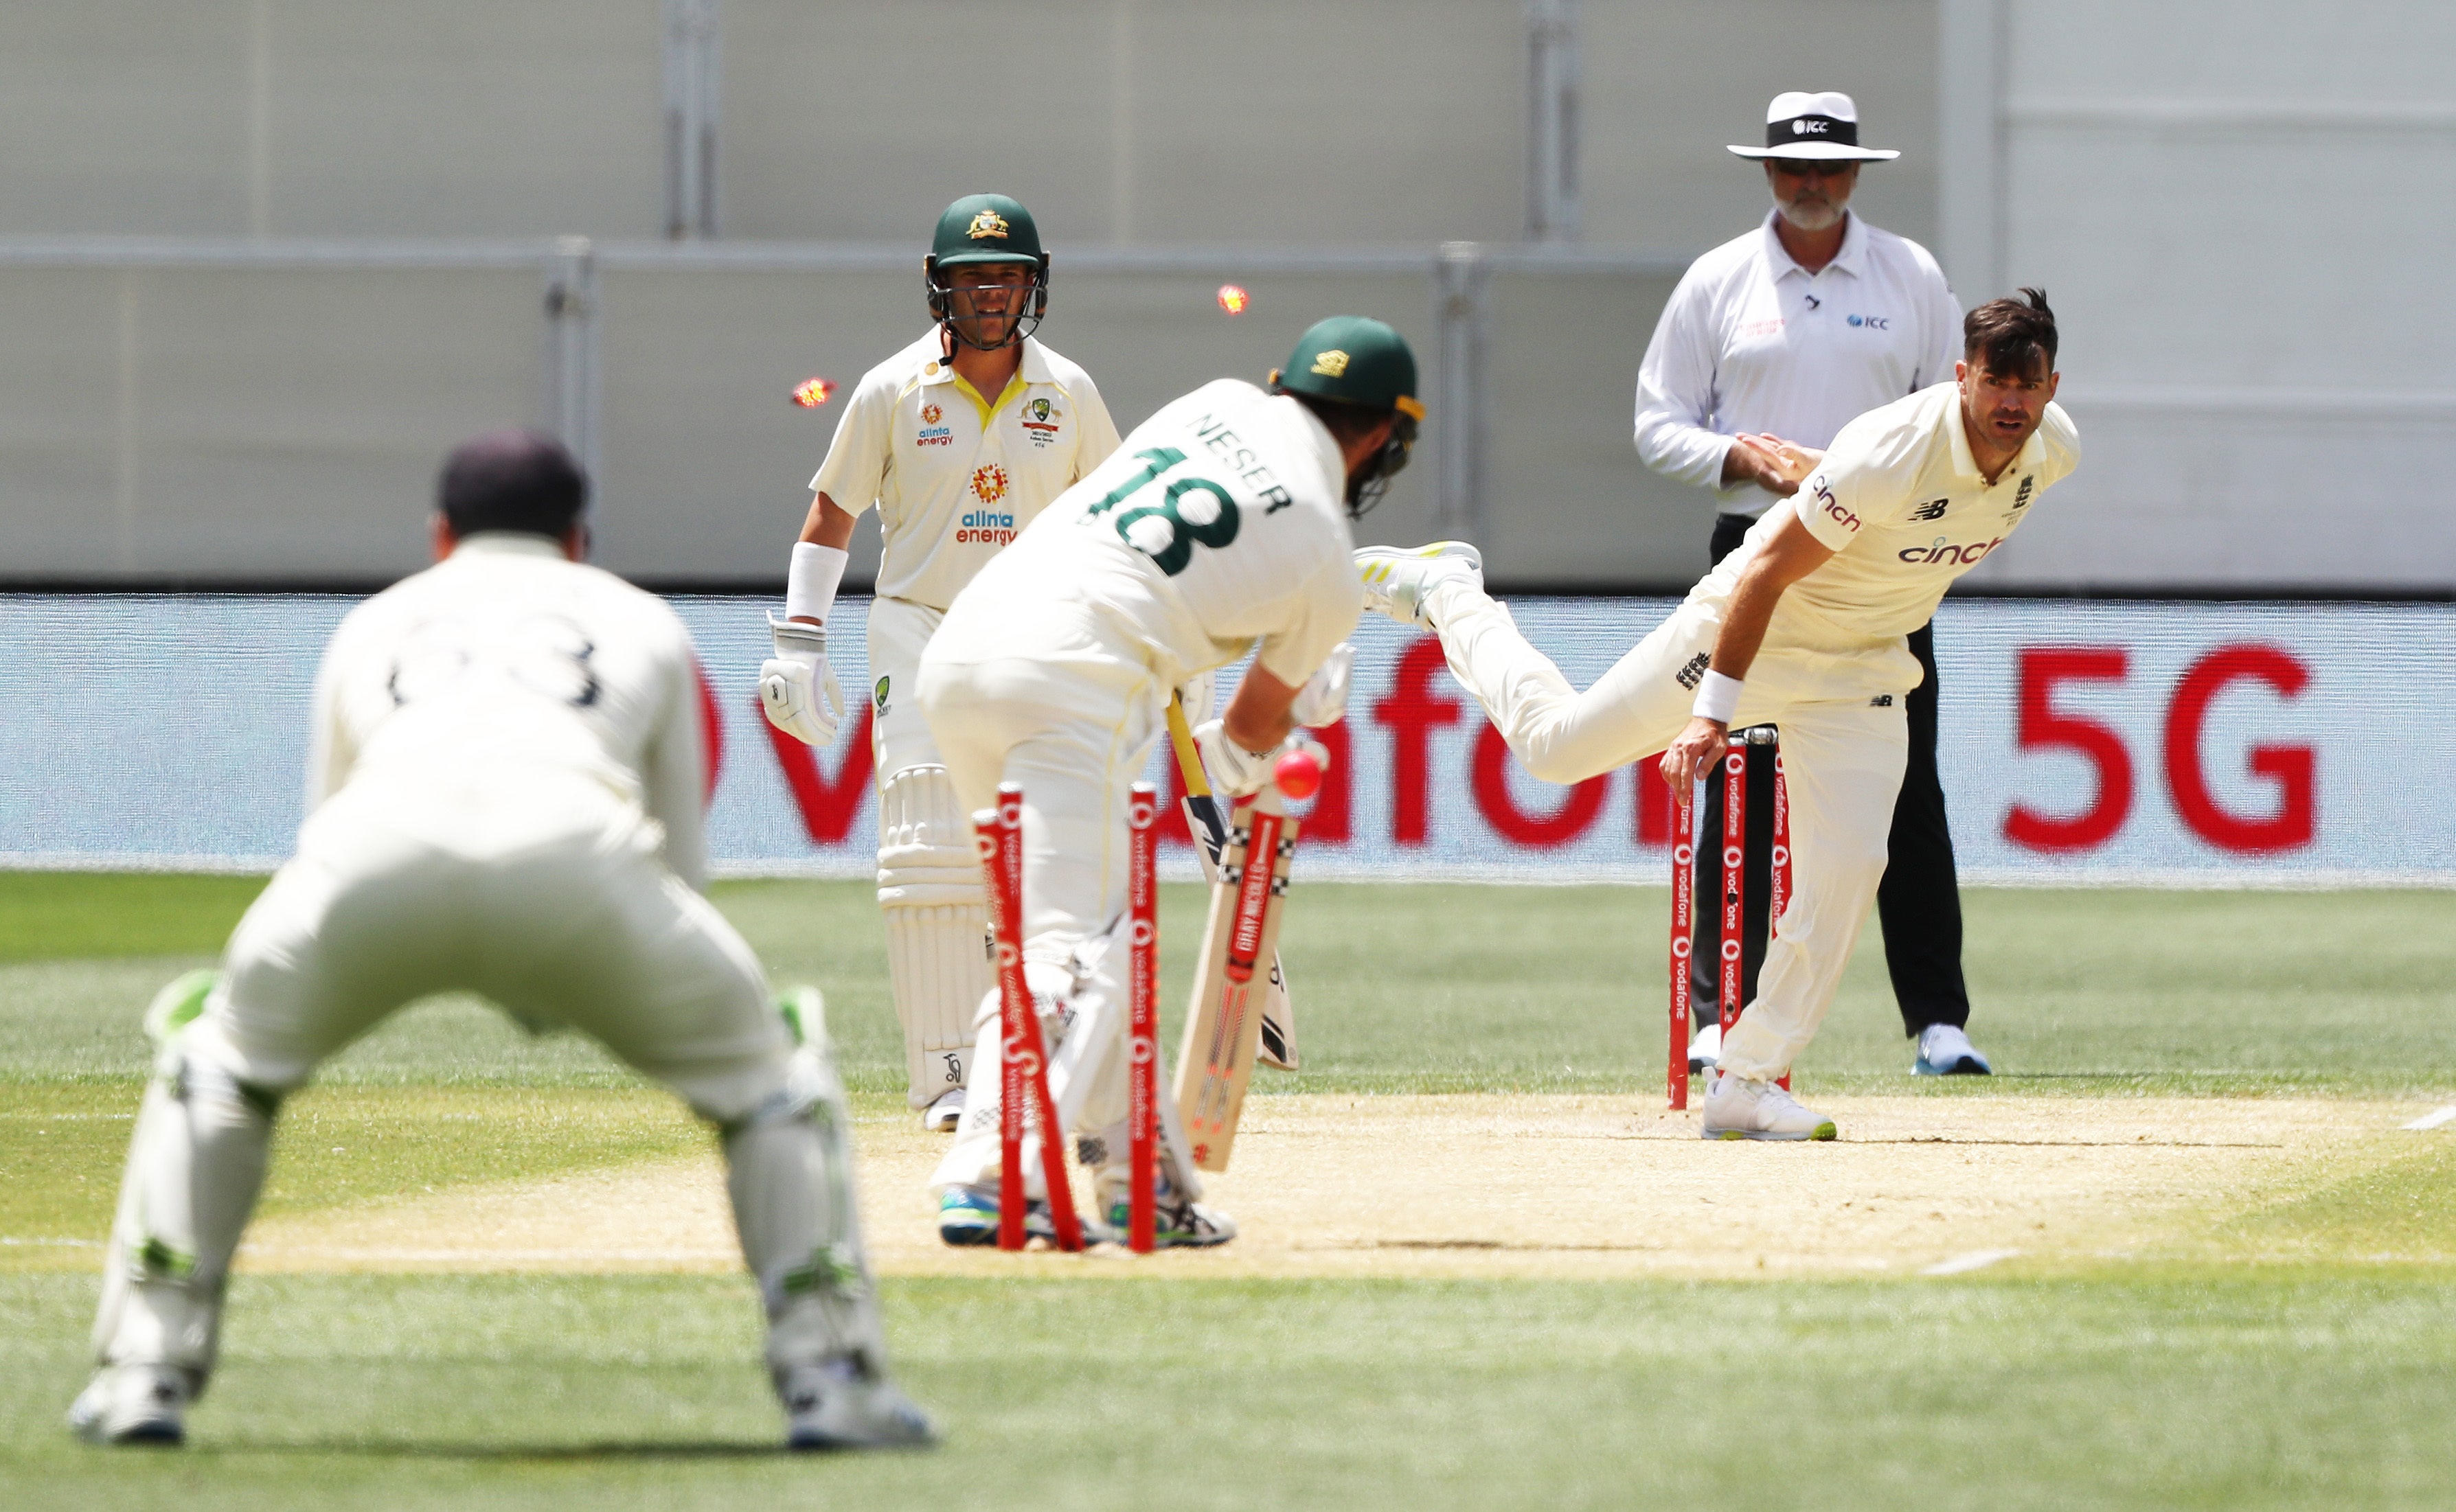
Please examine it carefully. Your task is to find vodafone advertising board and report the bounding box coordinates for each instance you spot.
[0,596,2447,884]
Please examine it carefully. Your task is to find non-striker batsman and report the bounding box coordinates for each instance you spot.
[760,194,1122,1131]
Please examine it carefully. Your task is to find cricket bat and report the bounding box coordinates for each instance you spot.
[1166,696,1299,1070]
[1172,775,1301,1173]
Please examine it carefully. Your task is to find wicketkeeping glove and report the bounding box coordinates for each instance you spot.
[759,612,845,746]
[1288,642,1354,728]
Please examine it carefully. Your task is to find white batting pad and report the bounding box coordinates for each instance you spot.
[726,1041,889,1379]
[876,766,992,1107]
[91,1047,275,1382]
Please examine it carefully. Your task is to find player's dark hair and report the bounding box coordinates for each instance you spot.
[437,429,589,540]
[1963,288,2057,377]
[1286,391,1391,448]
[1284,391,1418,517]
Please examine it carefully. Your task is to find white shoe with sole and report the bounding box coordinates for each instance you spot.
[67,1364,190,1447]
[1913,1024,1993,1076]
[1687,1020,1722,1074]
[1354,542,1483,628]
[780,1359,937,1451]
[1701,1072,1837,1141]
[920,1086,965,1132]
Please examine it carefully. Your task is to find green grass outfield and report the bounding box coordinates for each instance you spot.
[3,873,2454,1509]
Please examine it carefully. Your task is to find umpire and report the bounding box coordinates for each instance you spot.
[1633,89,1992,1077]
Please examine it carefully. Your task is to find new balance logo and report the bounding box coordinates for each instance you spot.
[1869,694,1894,707]
[1675,652,1712,691]
[1909,498,1949,522]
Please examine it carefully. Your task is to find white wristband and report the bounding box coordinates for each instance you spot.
[784,541,849,623]
[1692,669,1744,723]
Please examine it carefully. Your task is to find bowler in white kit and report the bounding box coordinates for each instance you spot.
[69,433,931,1451]
[916,316,1418,1246]
[761,193,1121,1132]
[1361,291,2076,1139]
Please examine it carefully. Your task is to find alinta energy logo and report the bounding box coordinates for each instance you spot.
[959,464,1018,544]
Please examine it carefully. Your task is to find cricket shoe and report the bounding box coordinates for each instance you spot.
[1687,1019,1722,1074]
[1701,1072,1837,1141]
[780,1360,936,1452]
[67,1364,190,1447]
[920,1086,965,1132]
[1098,1171,1238,1249]
[1913,1024,1993,1077]
[1354,542,1483,629]
[935,1184,1084,1248]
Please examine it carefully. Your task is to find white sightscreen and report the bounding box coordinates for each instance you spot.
[3,594,2446,885]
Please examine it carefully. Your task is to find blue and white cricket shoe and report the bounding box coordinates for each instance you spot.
[1913,1024,1994,1077]
[937,1184,1092,1248]
[1354,542,1483,628]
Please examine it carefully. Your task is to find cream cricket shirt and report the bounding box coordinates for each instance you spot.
[1698,381,2080,656]
[810,330,1121,611]
[1634,210,1962,519]
[957,379,1363,690]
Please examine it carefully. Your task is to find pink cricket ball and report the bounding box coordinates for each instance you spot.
[1274,747,1323,801]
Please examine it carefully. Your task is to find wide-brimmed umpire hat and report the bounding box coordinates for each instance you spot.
[1727,91,1901,162]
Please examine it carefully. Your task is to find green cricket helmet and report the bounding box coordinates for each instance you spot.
[924,193,1049,351]
[1269,315,1426,516]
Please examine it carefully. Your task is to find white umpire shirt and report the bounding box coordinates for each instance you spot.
[1633,209,1962,520]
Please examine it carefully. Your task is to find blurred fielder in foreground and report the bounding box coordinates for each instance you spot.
[762,193,1121,1132]
[1361,292,2072,1140]
[918,316,1398,1246]
[71,433,931,1452]
[1635,89,1990,1079]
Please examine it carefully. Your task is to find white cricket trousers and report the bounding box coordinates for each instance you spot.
[1426,582,1913,1082]
[89,773,887,1390]
[914,597,1201,1200]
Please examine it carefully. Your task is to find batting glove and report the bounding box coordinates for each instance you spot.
[1288,642,1354,728]
[1192,718,1303,799]
[759,612,845,746]
[1174,669,1216,728]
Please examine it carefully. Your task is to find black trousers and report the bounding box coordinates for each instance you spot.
[1691,513,1971,1037]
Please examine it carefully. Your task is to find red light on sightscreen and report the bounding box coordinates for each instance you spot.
[791,377,837,408]
[1216,284,1249,316]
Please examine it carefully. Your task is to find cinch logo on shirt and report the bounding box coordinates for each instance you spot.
[1897,535,2007,566]
[1812,479,1861,533]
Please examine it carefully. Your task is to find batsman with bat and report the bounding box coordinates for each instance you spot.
[916,315,1413,1247]
[760,193,1122,1132]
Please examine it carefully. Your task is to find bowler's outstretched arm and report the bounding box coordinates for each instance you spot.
[1659,507,1834,792]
